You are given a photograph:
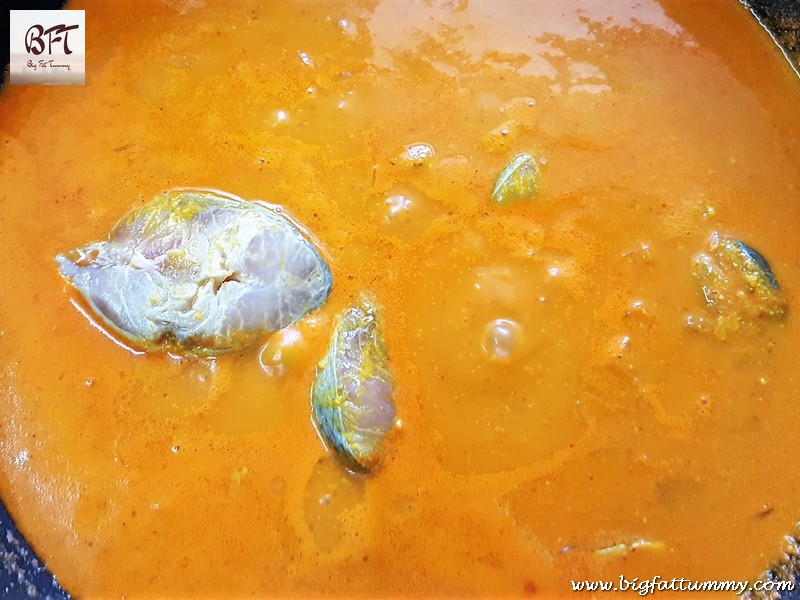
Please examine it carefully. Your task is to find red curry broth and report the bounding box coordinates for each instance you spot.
[1,0,800,596]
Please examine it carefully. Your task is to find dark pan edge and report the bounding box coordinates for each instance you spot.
[741,523,800,600]
[0,500,70,600]
[735,3,800,597]
[740,0,800,77]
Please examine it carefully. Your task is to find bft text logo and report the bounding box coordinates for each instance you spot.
[9,10,85,85]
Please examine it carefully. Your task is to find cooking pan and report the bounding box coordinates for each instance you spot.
[0,1,799,598]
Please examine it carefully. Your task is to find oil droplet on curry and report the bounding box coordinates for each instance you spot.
[2,0,800,596]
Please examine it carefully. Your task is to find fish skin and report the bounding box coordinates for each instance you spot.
[735,240,780,289]
[56,190,332,354]
[311,298,395,473]
[491,152,540,204]
[692,232,786,338]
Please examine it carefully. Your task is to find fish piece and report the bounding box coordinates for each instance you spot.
[491,152,540,204]
[594,539,665,557]
[396,143,436,167]
[311,297,395,473]
[691,232,786,338]
[56,190,332,354]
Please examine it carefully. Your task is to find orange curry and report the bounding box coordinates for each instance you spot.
[2,0,800,596]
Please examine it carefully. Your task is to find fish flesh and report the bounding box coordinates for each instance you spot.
[56,190,332,354]
[692,232,786,338]
[311,297,395,473]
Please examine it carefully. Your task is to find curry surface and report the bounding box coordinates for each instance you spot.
[2,0,800,597]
